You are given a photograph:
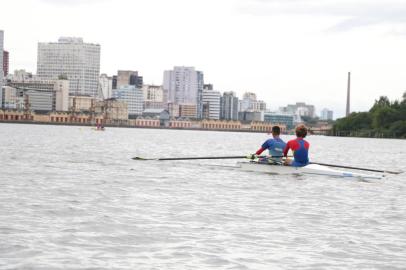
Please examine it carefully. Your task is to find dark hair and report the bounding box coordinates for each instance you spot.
[271,126,281,135]
[295,124,308,138]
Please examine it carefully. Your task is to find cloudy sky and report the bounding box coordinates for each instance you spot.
[1,0,406,118]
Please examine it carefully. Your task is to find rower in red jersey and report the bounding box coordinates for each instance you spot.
[284,124,310,167]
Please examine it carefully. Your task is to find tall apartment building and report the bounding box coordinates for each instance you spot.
[37,37,100,97]
[113,85,143,117]
[3,50,8,76]
[163,66,204,109]
[0,30,3,107]
[116,70,143,89]
[320,108,333,121]
[220,91,239,120]
[202,86,221,120]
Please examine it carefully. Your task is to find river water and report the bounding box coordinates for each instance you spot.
[0,123,405,269]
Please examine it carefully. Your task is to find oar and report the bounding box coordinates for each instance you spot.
[132,155,277,161]
[310,162,402,175]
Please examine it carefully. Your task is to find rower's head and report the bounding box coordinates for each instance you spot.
[295,124,308,138]
[271,126,281,137]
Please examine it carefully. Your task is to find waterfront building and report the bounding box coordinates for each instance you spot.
[163,66,204,116]
[94,98,128,121]
[0,30,3,108]
[69,95,95,112]
[142,108,170,123]
[135,118,160,127]
[250,121,286,133]
[0,109,33,121]
[220,91,239,121]
[99,74,113,99]
[320,108,334,121]
[8,79,69,112]
[169,119,192,128]
[37,37,100,97]
[3,50,8,76]
[201,119,242,130]
[112,85,144,117]
[117,70,143,89]
[202,87,221,120]
[263,112,294,130]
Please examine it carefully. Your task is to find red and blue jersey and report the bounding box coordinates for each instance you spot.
[283,138,310,166]
[256,137,286,159]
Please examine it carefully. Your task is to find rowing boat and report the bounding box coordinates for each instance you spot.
[237,161,383,180]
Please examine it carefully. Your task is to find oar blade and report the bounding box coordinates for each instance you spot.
[131,156,154,161]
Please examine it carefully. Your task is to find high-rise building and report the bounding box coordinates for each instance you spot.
[202,86,221,120]
[99,74,113,99]
[0,30,3,107]
[239,92,267,112]
[3,50,8,76]
[163,66,204,106]
[113,85,144,117]
[220,91,239,120]
[320,108,333,121]
[116,70,143,89]
[37,37,100,97]
[240,92,257,112]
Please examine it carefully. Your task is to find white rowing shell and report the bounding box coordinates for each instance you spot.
[237,162,383,180]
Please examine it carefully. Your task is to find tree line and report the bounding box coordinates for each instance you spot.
[333,92,406,138]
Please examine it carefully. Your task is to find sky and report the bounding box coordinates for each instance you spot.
[1,0,406,118]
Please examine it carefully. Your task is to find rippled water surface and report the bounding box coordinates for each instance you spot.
[1,123,405,269]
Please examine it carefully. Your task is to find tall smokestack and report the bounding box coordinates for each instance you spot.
[346,72,351,117]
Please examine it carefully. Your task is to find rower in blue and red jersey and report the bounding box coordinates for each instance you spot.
[251,126,286,164]
[283,124,310,167]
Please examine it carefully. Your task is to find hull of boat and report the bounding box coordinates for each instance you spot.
[237,162,383,179]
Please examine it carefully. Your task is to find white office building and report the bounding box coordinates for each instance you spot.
[142,84,163,102]
[163,66,204,106]
[113,85,143,117]
[0,30,4,107]
[202,89,221,120]
[37,37,100,97]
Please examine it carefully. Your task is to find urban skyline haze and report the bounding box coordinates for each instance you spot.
[1,0,406,117]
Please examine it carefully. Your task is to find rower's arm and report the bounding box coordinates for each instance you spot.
[255,147,266,155]
[283,143,291,157]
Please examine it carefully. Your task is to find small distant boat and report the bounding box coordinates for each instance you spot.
[237,161,383,180]
[92,126,105,131]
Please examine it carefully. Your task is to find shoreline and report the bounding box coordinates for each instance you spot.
[0,120,277,134]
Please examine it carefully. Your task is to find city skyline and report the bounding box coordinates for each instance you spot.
[1,0,406,118]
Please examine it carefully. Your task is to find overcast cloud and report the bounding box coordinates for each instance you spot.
[1,0,406,118]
